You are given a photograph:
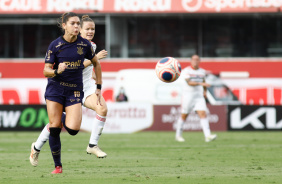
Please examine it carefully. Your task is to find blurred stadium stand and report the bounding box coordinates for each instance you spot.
[1,0,282,58]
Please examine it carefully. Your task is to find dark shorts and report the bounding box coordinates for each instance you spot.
[45,82,84,107]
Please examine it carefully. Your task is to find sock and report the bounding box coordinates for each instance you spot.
[176,117,184,137]
[89,144,96,148]
[34,123,50,151]
[200,118,211,137]
[49,127,62,167]
[89,114,106,145]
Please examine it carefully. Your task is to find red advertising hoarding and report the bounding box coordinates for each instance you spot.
[145,104,227,132]
[0,0,280,14]
[1,58,282,78]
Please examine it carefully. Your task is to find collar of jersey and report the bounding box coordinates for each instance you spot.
[61,35,79,44]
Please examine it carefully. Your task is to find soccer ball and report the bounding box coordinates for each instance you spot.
[155,57,181,83]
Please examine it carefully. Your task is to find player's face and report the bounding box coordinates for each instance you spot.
[80,21,95,41]
[191,55,200,69]
[63,16,80,36]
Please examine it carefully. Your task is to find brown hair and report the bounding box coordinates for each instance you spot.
[81,15,94,28]
[58,12,79,33]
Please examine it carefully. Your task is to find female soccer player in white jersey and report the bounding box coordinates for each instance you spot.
[175,54,217,143]
[30,15,108,171]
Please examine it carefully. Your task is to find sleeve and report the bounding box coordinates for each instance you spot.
[91,42,97,53]
[183,69,190,80]
[45,41,56,64]
[85,42,96,60]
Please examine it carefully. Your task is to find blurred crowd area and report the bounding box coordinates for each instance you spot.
[1,14,282,58]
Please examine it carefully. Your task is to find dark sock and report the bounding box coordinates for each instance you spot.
[49,127,62,167]
[89,144,96,148]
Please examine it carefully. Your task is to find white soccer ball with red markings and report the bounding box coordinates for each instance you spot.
[155,57,181,83]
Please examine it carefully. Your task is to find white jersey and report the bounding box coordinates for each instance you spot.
[182,66,206,95]
[82,41,97,104]
[180,66,208,114]
[83,41,97,85]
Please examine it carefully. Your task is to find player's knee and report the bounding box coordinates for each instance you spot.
[96,105,107,116]
[101,106,108,116]
[65,126,79,136]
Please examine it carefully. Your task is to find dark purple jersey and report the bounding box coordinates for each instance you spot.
[45,35,95,90]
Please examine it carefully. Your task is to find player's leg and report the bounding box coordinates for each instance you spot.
[30,123,50,166]
[30,112,68,166]
[46,99,64,174]
[176,113,188,142]
[195,99,217,142]
[64,103,83,132]
[176,95,193,142]
[196,110,211,137]
[83,93,107,158]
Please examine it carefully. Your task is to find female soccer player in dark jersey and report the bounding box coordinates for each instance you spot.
[30,15,108,169]
[43,12,102,174]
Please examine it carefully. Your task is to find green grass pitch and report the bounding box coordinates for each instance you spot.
[0,131,282,184]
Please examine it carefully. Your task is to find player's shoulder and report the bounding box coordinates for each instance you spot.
[90,41,97,47]
[198,67,206,72]
[183,66,193,71]
[49,36,63,48]
[78,35,91,45]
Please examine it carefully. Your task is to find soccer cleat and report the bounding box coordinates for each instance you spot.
[86,145,107,158]
[175,136,185,142]
[30,142,40,166]
[51,166,63,174]
[205,134,217,142]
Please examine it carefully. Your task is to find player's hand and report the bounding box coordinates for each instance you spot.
[201,82,211,87]
[58,63,67,74]
[96,50,108,60]
[95,89,102,106]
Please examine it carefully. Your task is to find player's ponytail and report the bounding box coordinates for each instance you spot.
[81,15,94,28]
[58,12,79,33]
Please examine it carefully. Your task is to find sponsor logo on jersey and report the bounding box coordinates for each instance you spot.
[45,50,52,61]
[63,60,82,69]
[60,82,77,88]
[77,41,87,46]
[55,42,65,48]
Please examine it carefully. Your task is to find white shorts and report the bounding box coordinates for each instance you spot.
[181,93,208,114]
[82,79,96,105]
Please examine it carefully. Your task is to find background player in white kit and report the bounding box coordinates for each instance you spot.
[175,54,217,143]
[30,15,108,167]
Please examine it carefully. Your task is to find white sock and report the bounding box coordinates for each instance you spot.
[200,118,211,137]
[34,123,50,150]
[89,114,106,145]
[176,118,184,137]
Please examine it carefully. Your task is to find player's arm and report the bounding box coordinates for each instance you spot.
[186,79,210,87]
[83,50,108,68]
[90,55,103,105]
[43,63,67,78]
[90,55,102,85]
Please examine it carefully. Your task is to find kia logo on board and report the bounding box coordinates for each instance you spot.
[228,106,282,130]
